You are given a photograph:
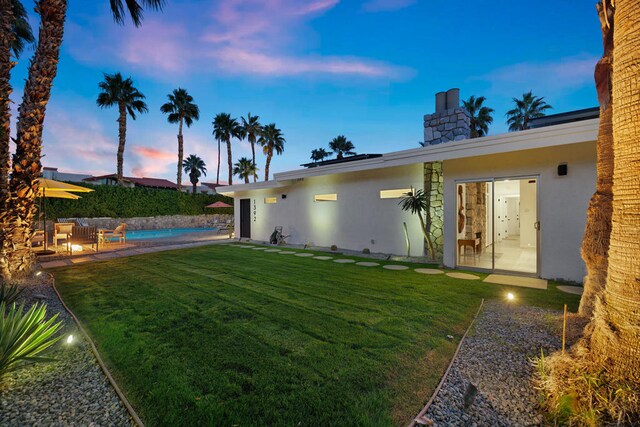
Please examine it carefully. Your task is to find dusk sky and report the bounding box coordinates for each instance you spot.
[10,0,601,183]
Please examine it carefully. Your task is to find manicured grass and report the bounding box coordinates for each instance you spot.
[52,245,580,426]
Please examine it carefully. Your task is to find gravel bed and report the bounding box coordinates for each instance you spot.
[0,278,134,426]
[423,300,562,426]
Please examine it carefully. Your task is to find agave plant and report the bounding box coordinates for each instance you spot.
[0,302,63,382]
[0,283,23,306]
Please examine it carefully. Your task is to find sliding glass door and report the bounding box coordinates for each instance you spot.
[456,177,538,275]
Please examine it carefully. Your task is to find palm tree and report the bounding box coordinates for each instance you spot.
[212,113,241,186]
[96,73,148,185]
[160,88,199,191]
[233,157,258,184]
[398,188,436,260]
[579,0,614,317]
[182,154,207,194]
[239,113,262,182]
[505,91,552,131]
[259,123,285,181]
[328,135,356,159]
[310,148,332,163]
[462,95,494,138]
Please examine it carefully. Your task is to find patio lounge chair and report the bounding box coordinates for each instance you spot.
[269,226,289,245]
[99,223,127,244]
[54,222,75,247]
[31,230,46,248]
[67,226,99,255]
[216,219,233,236]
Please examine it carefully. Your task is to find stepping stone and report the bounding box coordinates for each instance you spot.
[446,272,480,280]
[295,253,314,257]
[356,262,380,267]
[383,265,409,270]
[70,257,94,264]
[264,249,281,253]
[239,245,255,248]
[334,259,355,264]
[313,256,333,260]
[251,247,267,250]
[557,285,583,295]
[278,251,297,255]
[484,274,547,290]
[41,260,69,269]
[415,268,444,275]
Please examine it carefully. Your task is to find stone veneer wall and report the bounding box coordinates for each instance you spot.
[464,183,486,249]
[424,162,444,260]
[74,214,232,231]
[423,107,471,145]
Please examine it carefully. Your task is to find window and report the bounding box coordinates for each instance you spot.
[379,188,412,199]
[314,193,338,202]
[264,197,277,204]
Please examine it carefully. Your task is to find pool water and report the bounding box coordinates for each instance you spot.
[126,228,218,240]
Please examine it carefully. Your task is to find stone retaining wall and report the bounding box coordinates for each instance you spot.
[71,214,232,230]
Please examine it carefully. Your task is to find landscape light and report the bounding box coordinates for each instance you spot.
[35,271,42,277]
[66,335,74,344]
[507,292,515,301]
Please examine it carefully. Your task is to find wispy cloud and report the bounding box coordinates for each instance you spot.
[67,0,412,81]
[473,55,598,96]
[362,0,416,12]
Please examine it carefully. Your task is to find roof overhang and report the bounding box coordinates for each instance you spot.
[218,118,599,195]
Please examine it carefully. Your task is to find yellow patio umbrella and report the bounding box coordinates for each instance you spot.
[35,178,92,254]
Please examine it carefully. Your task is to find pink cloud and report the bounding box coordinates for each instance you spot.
[131,146,175,162]
[362,0,416,12]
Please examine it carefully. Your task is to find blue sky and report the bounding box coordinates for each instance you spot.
[10,0,601,183]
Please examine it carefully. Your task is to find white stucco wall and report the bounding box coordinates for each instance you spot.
[443,141,596,282]
[233,164,426,256]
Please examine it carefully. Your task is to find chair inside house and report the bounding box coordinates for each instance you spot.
[67,226,99,254]
[54,222,75,247]
[99,223,127,244]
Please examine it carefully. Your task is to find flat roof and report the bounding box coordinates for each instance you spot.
[218,118,598,195]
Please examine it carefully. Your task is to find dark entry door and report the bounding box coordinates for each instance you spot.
[240,199,251,238]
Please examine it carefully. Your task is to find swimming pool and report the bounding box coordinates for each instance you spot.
[126,228,218,240]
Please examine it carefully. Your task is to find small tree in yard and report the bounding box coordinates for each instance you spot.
[398,188,435,260]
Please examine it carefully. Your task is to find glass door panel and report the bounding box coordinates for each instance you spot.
[456,181,492,270]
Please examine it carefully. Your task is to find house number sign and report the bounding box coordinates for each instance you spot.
[253,199,257,222]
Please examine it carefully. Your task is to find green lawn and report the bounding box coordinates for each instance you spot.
[52,244,580,426]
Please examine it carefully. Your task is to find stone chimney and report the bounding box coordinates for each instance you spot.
[423,88,470,145]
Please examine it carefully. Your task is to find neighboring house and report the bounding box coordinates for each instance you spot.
[84,174,178,190]
[180,182,225,194]
[218,89,599,282]
[42,167,93,183]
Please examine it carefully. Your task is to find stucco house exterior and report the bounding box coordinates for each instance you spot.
[218,90,598,283]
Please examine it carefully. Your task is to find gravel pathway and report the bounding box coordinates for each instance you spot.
[422,300,562,426]
[0,278,134,426]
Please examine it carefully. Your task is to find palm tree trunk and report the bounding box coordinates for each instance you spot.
[117,102,126,185]
[579,5,614,317]
[244,175,249,184]
[176,117,183,190]
[216,139,220,184]
[589,0,640,381]
[226,137,232,185]
[0,0,15,282]
[264,148,272,181]
[418,212,436,260]
[192,179,196,194]
[251,140,257,183]
[8,0,66,278]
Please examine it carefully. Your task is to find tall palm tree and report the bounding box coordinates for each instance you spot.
[0,0,34,281]
[579,0,614,317]
[160,88,199,191]
[328,135,356,159]
[310,148,332,163]
[398,188,436,260]
[212,113,240,186]
[4,0,163,281]
[182,154,207,194]
[259,123,285,181]
[239,113,262,182]
[233,157,258,184]
[462,95,494,138]
[505,91,552,131]
[588,0,640,386]
[96,73,148,185]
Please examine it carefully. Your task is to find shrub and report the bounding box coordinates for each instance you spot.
[362,248,370,254]
[45,184,234,219]
[0,302,63,383]
[0,283,23,306]
[330,245,338,251]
